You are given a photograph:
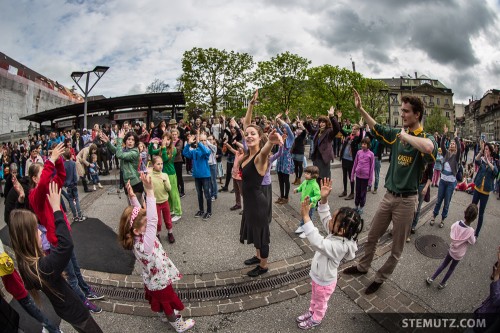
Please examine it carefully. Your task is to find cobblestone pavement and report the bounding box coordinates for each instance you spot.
[2,150,499,332]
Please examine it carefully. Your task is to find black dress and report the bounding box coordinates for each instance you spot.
[239,153,270,248]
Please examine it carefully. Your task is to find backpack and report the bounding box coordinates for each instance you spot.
[456,164,464,182]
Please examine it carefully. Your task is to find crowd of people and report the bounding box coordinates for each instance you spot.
[1,88,500,332]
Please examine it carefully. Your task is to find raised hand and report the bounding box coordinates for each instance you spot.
[328,106,335,117]
[320,178,333,200]
[50,143,65,162]
[99,131,109,143]
[140,172,154,193]
[301,196,311,220]
[353,88,363,110]
[282,133,288,143]
[118,129,125,139]
[268,129,283,146]
[250,89,259,104]
[443,124,448,134]
[46,181,61,213]
[125,180,136,199]
[275,113,282,120]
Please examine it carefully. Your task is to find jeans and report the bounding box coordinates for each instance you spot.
[224,162,234,189]
[19,294,60,333]
[431,252,459,284]
[472,190,489,237]
[277,172,290,199]
[341,159,354,194]
[60,248,91,302]
[433,179,456,220]
[374,159,381,190]
[355,177,369,208]
[209,164,218,198]
[195,177,211,213]
[65,186,82,218]
[156,201,172,231]
[412,184,426,229]
[299,206,316,227]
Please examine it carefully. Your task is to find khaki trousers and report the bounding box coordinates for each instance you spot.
[357,191,417,283]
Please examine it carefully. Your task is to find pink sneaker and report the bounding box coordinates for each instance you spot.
[296,311,313,323]
[298,318,320,330]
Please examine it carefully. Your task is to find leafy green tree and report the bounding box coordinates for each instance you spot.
[146,79,170,93]
[253,52,311,115]
[178,47,254,116]
[305,65,364,121]
[424,107,450,134]
[359,78,390,124]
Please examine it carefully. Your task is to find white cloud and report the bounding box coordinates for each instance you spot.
[1,0,499,103]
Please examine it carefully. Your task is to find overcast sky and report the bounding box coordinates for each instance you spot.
[1,0,499,104]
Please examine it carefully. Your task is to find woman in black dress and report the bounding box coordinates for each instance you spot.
[240,125,283,277]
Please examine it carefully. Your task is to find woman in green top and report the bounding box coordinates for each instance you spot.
[149,132,182,221]
[101,130,143,200]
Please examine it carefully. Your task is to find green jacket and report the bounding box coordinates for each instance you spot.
[372,124,437,193]
[297,179,321,206]
[107,138,140,186]
[148,143,176,175]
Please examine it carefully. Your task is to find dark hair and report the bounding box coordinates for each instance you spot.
[361,137,371,148]
[464,204,478,223]
[401,96,424,122]
[317,116,332,129]
[304,166,319,178]
[333,207,364,241]
[124,132,140,148]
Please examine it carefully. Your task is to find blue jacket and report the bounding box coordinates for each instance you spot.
[183,142,211,178]
[474,158,498,194]
[64,160,78,188]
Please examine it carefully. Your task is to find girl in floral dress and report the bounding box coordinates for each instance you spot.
[118,173,194,332]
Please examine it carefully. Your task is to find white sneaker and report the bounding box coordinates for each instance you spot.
[170,317,195,333]
[172,215,182,223]
[299,232,306,239]
[93,185,97,191]
[294,226,304,234]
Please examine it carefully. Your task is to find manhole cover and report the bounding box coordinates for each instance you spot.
[415,235,448,259]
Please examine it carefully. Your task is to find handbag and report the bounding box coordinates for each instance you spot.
[423,186,431,202]
[0,252,15,277]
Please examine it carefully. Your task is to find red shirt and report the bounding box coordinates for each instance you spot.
[28,158,71,246]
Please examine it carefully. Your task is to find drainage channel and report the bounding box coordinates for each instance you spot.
[90,267,311,303]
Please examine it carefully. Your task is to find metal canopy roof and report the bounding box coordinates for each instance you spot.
[21,92,185,123]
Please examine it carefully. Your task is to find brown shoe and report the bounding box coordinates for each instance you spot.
[280,198,289,204]
[345,193,355,200]
[275,197,283,204]
[365,281,383,295]
[339,191,347,197]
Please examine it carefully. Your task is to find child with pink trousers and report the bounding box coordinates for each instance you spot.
[296,178,363,330]
[426,203,478,289]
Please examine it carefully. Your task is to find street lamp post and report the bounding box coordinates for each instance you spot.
[71,66,109,130]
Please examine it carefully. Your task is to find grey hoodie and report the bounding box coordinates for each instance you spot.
[303,203,358,286]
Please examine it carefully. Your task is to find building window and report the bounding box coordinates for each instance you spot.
[446,112,450,118]
[437,98,440,105]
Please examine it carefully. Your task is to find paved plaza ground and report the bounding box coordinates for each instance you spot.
[1,150,499,332]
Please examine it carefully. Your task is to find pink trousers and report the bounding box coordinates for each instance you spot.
[432,170,441,186]
[309,279,337,322]
[156,201,172,232]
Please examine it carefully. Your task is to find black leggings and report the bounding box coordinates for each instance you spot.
[278,172,290,199]
[293,160,303,179]
[224,162,234,188]
[174,162,184,194]
[259,244,269,259]
[342,159,354,194]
